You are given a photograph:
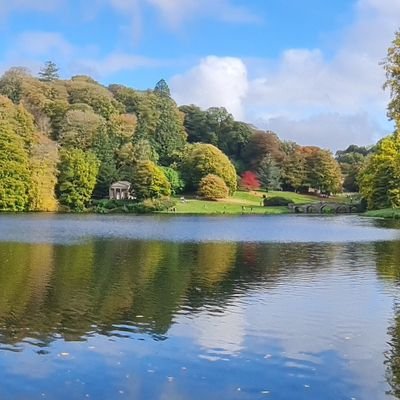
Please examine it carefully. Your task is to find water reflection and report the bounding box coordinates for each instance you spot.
[0,225,399,399]
[374,241,400,398]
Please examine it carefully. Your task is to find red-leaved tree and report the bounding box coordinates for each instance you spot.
[240,171,260,191]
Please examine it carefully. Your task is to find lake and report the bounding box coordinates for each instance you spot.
[0,214,400,400]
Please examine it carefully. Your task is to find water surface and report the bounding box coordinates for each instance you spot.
[0,214,399,400]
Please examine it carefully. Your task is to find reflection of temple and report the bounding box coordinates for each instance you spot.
[109,181,133,200]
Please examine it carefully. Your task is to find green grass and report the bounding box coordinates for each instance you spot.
[364,208,400,219]
[162,190,327,215]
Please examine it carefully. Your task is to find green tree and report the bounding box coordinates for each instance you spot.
[180,105,253,162]
[91,131,119,199]
[182,143,237,194]
[132,160,171,200]
[258,154,282,191]
[383,29,400,122]
[152,94,187,165]
[57,149,100,211]
[0,122,31,211]
[359,133,400,209]
[198,174,229,200]
[38,61,60,82]
[161,167,184,195]
[154,79,171,97]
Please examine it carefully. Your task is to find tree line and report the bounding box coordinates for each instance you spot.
[0,61,348,212]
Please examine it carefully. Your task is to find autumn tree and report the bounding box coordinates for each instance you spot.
[131,160,171,200]
[280,143,306,192]
[302,147,342,194]
[198,174,229,200]
[243,130,284,170]
[358,133,400,209]
[240,171,260,191]
[182,143,237,194]
[57,149,100,211]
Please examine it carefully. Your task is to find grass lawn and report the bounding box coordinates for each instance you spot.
[163,190,328,215]
[364,208,400,219]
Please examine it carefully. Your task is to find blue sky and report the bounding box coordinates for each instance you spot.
[0,0,399,149]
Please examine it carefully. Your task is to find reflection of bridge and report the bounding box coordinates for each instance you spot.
[288,202,360,214]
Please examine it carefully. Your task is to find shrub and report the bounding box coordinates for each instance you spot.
[135,197,176,213]
[198,174,229,200]
[263,196,293,206]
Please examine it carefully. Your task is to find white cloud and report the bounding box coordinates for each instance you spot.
[258,113,385,151]
[171,56,249,120]
[171,0,400,149]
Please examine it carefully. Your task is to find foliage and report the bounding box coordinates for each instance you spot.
[136,197,176,213]
[383,29,400,122]
[151,93,187,165]
[240,171,260,191]
[161,167,184,195]
[263,196,293,206]
[57,149,100,211]
[131,160,171,200]
[29,134,59,211]
[197,174,229,200]
[38,61,60,82]
[258,154,282,191]
[280,144,306,191]
[243,130,284,169]
[0,121,31,211]
[66,77,123,119]
[180,105,253,162]
[336,145,372,192]
[154,79,171,97]
[302,147,342,194]
[59,109,105,149]
[0,96,34,211]
[358,132,400,209]
[182,143,237,193]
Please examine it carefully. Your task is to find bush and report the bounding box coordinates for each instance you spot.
[198,174,229,200]
[135,197,177,213]
[263,196,293,206]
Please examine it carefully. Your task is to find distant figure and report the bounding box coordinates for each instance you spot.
[180,196,186,203]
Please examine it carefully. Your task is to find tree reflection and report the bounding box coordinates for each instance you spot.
[374,241,400,398]
[0,240,342,348]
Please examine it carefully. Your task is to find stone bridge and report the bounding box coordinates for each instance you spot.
[288,202,360,214]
